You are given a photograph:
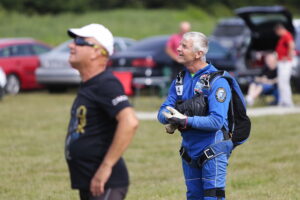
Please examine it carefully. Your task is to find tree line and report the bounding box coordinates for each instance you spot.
[1,0,299,14]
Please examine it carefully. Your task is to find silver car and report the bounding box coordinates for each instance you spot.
[36,37,135,92]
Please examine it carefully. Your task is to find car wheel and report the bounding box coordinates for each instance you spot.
[5,74,20,95]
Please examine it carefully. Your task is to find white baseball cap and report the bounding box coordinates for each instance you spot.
[68,23,114,56]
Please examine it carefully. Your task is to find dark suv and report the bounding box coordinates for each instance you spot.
[212,6,300,91]
[236,6,300,90]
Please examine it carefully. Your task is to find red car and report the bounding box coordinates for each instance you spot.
[0,38,52,94]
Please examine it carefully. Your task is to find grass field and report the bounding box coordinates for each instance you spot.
[0,92,300,199]
[0,5,299,46]
[0,7,225,46]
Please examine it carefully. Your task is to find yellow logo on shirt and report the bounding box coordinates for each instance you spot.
[76,105,87,134]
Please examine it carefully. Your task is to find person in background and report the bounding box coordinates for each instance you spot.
[245,52,278,106]
[64,23,139,200]
[166,21,191,78]
[275,23,295,107]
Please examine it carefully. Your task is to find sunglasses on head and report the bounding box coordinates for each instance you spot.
[74,37,98,47]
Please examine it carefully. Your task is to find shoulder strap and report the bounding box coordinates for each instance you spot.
[208,70,225,83]
[175,70,186,99]
[176,70,185,85]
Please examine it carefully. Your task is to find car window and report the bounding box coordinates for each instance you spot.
[121,38,135,47]
[10,45,32,56]
[0,47,11,57]
[31,44,50,55]
[213,25,245,37]
[249,14,287,26]
[128,37,167,51]
[207,41,229,57]
[114,42,122,52]
[125,40,134,47]
[54,40,71,53]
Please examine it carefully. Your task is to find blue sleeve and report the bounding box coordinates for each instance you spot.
[186,78,231,131]
[157,80,177,124]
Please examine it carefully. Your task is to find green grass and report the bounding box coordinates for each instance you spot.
[0,7,222,45]
[0,92,300,199]
[0,5,300,46]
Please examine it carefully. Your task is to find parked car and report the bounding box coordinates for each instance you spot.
[36,37,135,92]
[108,35,238,89]
[210,17,251,50]
[210,6,300,91]
[234,6,300,90]
[0,38,52,94]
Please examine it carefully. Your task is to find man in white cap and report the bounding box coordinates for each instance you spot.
[64,23,139,200]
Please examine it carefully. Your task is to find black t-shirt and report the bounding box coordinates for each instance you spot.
[260,66,277,80]
[65,70,131,190]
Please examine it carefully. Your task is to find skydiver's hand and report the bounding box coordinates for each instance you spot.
[163,106,188,129]
[165,124,178,134]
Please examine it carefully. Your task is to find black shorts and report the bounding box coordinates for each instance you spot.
[79,187,128,200]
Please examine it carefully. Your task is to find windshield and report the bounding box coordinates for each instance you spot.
[249,14,287,25]
[54,40,71,53]
[207,41,229,57]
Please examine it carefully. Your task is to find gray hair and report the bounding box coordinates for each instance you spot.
[183,32,208,62]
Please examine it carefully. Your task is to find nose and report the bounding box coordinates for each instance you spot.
[177,45,182,54]
[69,41,75,49]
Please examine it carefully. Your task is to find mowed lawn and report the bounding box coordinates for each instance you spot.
[0,92,299,200]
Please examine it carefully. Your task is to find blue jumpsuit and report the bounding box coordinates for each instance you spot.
[158,64,231,200]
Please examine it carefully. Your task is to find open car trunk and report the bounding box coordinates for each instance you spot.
[235,6,295,68]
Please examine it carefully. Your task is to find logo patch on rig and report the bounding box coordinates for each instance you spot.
[215,87,226,103]
[199,74,210,89]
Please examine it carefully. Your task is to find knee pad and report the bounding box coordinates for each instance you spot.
[204,188,225,200]
[204,197,225,200]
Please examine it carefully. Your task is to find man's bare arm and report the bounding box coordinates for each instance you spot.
[90,107,139,196]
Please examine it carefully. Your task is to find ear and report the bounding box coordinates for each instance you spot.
[195,51,203,59]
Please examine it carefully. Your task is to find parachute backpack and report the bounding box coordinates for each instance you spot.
[208,70,251,146]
